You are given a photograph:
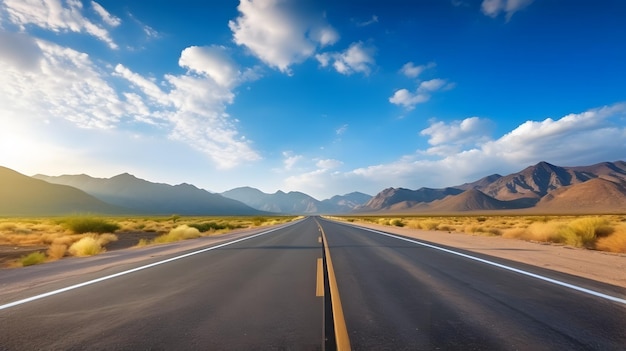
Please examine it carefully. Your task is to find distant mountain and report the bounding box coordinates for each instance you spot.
[221,187,358,214]
[0,167,125,216]
[536,178,626,213]
[321,192,372,213]
[33,173,262,216]
[427,189,532,212]
[357,187,463,212]
[359,160,626,213]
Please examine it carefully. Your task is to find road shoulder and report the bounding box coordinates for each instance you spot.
[343,221,626,288]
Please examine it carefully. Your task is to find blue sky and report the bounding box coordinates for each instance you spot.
[0,0,625,200]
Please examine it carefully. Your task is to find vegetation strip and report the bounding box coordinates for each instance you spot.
[347,223,626,305]
[318,223,352,351]
[0,221,300,311]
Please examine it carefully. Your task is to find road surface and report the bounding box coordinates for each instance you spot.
[0,216,624,350]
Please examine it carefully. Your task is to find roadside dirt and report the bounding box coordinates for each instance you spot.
[348,221,626,288]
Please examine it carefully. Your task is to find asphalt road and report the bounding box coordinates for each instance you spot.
[318,217,626,350]
[1,217,625,350]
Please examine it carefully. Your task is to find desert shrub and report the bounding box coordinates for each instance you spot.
[0,222,17,231]
[189,222,242,232]
[476,217,487,222]
[504,221,565,242]
[420,220,440,230]
[558,217,613,248]
[20,251,46,266]
[69,237,103,256]
[377,218,389,225]
[486,228,502,236]
[47,244,67,260]
[153,225,201,244]
[595,224,626,253]
[389,219,404,227]
[405,220,421,229]
[62,217,120,234]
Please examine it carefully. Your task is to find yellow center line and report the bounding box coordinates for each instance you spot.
[319,223,352,351]
[316,258,324,297]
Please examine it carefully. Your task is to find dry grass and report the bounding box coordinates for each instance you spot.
[0,216,299,267]
[20,251,46,266]
[335,215,626,253]
[68,236,104,256]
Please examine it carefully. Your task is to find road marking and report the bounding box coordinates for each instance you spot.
[0,222,299,311]
[316,258,324,297]
[318,236,322,243]
[351,225,626,306]
[319,224,352,351]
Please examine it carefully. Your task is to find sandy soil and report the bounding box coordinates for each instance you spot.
[348,221,626,288]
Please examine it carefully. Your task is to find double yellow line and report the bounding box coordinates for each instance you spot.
[318,223,351,351]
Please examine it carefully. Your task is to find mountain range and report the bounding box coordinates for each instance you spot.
[357,161,626,213]
[1,160,624,216]
[221,187,371,214]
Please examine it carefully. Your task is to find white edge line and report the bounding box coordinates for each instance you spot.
[0,222,298,311]
[344,223,626,305]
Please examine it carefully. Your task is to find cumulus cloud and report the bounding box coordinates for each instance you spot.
[91,1,121,27]
[0,32,259,169]
[284,103,626,197]
[420,117,493,156]
[0,31,43,71]
[481,0,534,20]
[400,62,435,79]
[2,0,119,49]
[229,0,338,74]
[282,151,302,170]
[389,78,454,110]
[316,42,375,75]
[179,46,241,88]
[390,62,453,110]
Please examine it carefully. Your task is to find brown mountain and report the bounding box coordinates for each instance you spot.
[476,161,591,201]
[0,167,125,216]
[536,178,626,213]
[359,160,626,213]
[427,189,517,212]
[357,187,463,212]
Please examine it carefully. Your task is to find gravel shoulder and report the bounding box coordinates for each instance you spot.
[346,221,626,289]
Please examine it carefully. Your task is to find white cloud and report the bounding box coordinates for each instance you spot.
[316,159,343,170]
[179,46,241,88]
[356,15,378,27]
[336,124,348,135]
[481,0,534,20]
[389,89,430,110]
[283,103,626,197]
[0,31,43,71]
[0,32,259,169]
[282,151,302,170]
[91,1,120,27]
[390,65,455,110]
[418,78,448,92]
[316,42,375,75]
[400,62,435,79]
[229,0,338,74]
[2,0,118,49]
